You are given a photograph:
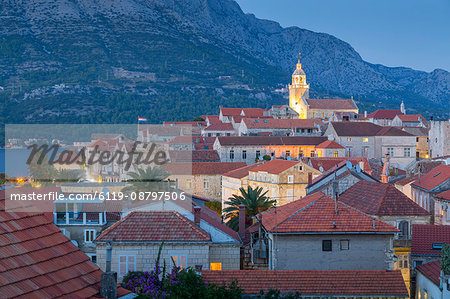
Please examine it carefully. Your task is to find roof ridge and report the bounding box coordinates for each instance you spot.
[96,210,135,241]
[172,211,211,240]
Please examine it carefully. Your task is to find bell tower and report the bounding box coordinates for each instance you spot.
[289,54,310,119]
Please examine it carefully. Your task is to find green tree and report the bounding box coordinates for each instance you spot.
[56,169,83,183]
[205,200,222,217]
[27,154,57,185]
[441,244,450,274]
[223,186,275,231]
[123,166,170,193]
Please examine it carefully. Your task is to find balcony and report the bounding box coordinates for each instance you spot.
[54,212,105,225]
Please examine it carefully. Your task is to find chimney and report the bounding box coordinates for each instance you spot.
[194,206,201,226]
[307,172,312,185]
[239,204,246,238]
[332,180,339,214]
[100,242,117,299]
[381,154,390,183]
[359,161,364,171]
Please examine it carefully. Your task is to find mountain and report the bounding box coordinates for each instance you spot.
[1,0,448,125]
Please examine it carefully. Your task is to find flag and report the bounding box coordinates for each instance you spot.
[138,117,147,122]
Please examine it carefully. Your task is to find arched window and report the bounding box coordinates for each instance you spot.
[398,221,409,239]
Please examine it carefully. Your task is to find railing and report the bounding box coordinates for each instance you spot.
[54,212,105,225]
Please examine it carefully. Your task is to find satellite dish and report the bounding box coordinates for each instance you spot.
[346,161,353,169]
[71,240,79,247]
[356,164,361,173]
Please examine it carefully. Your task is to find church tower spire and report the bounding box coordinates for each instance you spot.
[400,101,406,114]
[289,53,310,118]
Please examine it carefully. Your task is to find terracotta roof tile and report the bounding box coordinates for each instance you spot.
[217,136,327,146]
[220,108,244,116]
[259,192,398,233]
[411,164,450,191]
[169,150,220,162]
[339,181,430,216]
[367,109,403,119]
[96,211,211,242]
[222,162,264,179]
[416,261,441,286]
[315,140,344,149]
[435,189,450,201]
[0,208,131,298]
[411,224,450,256]
[203,122,234,131]
[243,118,321,129]
[242,108,266,117]
[249,159,300,175]
[305,99,357,110]
[397,114,427,122]
[331,122,412,137]
[308,157,371,173]
[202,270,408,296]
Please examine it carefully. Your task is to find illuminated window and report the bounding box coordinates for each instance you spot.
[210,263,222,270]
[317,150,322,157]
[119,255,136,277]
[84,229,96,243]
[347,138,352,142]
[333,151,338,157]
[186,179,192,189]
[310,150,315,157]
[171,255,187,269]
[363,137,368,142]
[322,112,325,118]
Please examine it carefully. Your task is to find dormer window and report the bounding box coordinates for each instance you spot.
[432,242,444,250]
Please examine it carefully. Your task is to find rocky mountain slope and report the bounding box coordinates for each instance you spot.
[1,0,448,124]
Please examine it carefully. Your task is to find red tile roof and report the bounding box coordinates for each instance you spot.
[394,175,418,186]
[242,108,266,117]
[411,164,450,191]
[0,209,131,298]
[222,162,264,179]
[368,109,403,119]
[308,157,371,173]
[163,121,206,127]
[411,224,450,256]
[339,181,430,216]
[243,118,321,129]
[397,114,426,122]
[416,261,441,286]
[96,211,211,242]
[435,189,450,201]
[259,192,398,233]
[249,159,300,175]
[164,162,246,175]
[305,99,357,110]
[315,140,344,149]
[203,122,234,131]
[216,136,327,146]
[330,122,412,137]
[202,270,408,296]
[220,108,243,116]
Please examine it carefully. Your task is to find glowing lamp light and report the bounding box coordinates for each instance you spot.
[425,154,429,159]
[97,175,102,183]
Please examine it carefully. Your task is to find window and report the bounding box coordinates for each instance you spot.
[84,229,96,243]
[322,112,325,118]
[119,255,136,277]
[310,150,315,157]
[397,254,408,269]
[87,254,97,264]
[242,150,247,159]
[414,260,423,267]
[340,240,349,250]
[387,147,394,156]
[404,148,411,157]
[286,150,290,157]
[322,240,332,251]
[171,255,187,269]
[186,179,192,189]
[298,150,303,158]
[256,150,261,159]
[333,151,338,157]
[347,138,352,142]
[363,137,368,142]
[210,263,222,270]
[203,179,209,190]
[398,221,409,239]
[229,150,234,160]
[432,242,444,250]
[288,175,294,183]
[362,147,369,157]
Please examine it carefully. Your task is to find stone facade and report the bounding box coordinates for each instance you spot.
[268,234,394,270]
[169,173,222,200]
[429,120,450,158]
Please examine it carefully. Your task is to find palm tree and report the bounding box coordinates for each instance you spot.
[123,166,170,193]
[223,186,275,231]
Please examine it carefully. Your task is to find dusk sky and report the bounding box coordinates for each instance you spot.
[236,0,450,72]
